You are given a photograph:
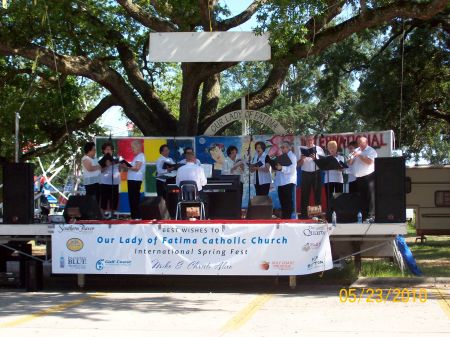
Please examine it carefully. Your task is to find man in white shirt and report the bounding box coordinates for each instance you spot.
[179,147,201,166]
[297,135,325,219]
[176,154,207,192]
[275,141,298,219]
[176,153,208,217]
[348,136,378,219]
[156,144,175,200]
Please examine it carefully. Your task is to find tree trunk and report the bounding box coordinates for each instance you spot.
[178,63,203,135]
[199,74,221,126]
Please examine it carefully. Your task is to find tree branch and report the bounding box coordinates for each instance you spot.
[77,7,178,130]
[421,106,450,124]
[21,95,119,160]
[291,0,449,59]
[217,0,268,31]
[116,0,177,31]
[198,0,218,31]
[199,61,290,133]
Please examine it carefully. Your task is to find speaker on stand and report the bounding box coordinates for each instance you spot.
[375,157,406,223]
[63,195,103,223]
[139,197,170,220]
[2,163,35,224]
[246,196,273,220]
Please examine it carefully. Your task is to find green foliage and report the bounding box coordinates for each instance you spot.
[255,0,327,57]
[0,59,104,162]
[0,0,448,165]
[355,25,450,163]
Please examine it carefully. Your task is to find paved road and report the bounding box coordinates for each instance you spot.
[0,280,448,337]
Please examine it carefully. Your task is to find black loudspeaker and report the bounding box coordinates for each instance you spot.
[2,163,35,224]
[327,193,362,223]
[247,196,273,219]
[63,195,102,222]
[140,197,170,220]
[375,157,406,223]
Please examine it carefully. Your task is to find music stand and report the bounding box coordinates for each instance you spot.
[314,156,348,212]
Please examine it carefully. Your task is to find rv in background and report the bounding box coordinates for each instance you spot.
[406,165,450,239]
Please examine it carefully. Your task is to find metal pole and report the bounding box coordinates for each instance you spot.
[15,112,20,163]
[241,97,248,135]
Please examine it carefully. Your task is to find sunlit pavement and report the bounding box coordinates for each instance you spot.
[0,280,448,337]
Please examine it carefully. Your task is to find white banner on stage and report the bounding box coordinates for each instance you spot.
[52,223,333,276]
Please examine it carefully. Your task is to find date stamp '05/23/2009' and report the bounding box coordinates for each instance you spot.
[339,288,428,303]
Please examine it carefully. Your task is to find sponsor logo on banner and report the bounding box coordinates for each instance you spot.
[57,224,95,234]
[270,260,294,271]
[95,259,132,271]
[302,242,321,251]
[66,238,84,252]
[67,256,87,270]
[303,226,326,237]
[307,255,325,270]
[260,261,270,270]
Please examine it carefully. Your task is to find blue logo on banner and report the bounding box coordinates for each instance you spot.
[96,259,105,271]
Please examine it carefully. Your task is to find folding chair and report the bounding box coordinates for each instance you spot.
[175,180,206,220]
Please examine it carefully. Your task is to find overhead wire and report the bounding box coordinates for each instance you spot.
[399,19,406,149]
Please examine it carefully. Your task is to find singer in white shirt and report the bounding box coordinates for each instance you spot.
[297,135,324,219]
[250,141,272,196]
[156,144,176,199]
[81,141,101,203]
[274,142,298,219]
[348,136,378,218]
[323,141,344,205]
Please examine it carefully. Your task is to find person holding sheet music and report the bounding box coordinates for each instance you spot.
[274,141,297,219]
[222,145,245,198]
[81,141,101,203]
[250,141,272,196]
[99,141,120,217]
[156,144,176,200]
[297,135,325,219]
[323,141,344,204]
[121,140,146,220]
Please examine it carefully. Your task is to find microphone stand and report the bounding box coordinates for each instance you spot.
[109,132,115,220]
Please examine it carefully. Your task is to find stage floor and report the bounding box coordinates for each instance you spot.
[0,220,407,238]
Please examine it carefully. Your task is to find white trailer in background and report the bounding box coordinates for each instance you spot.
[406,165,450,240]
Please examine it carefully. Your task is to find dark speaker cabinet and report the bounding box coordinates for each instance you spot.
[2,163,35,224]
[375,157,406,223]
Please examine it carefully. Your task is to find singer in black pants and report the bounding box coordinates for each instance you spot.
[278,183,295,219]
[356,172,375,218]
[128,180,142,219]
[300,171,322,218]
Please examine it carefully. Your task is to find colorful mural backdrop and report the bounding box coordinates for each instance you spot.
[95,131,394,214]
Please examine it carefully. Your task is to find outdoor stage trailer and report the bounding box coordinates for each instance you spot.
[0,219,407,290]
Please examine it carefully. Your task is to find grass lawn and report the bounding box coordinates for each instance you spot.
[406,235,450,277]
[310,221,450,282]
